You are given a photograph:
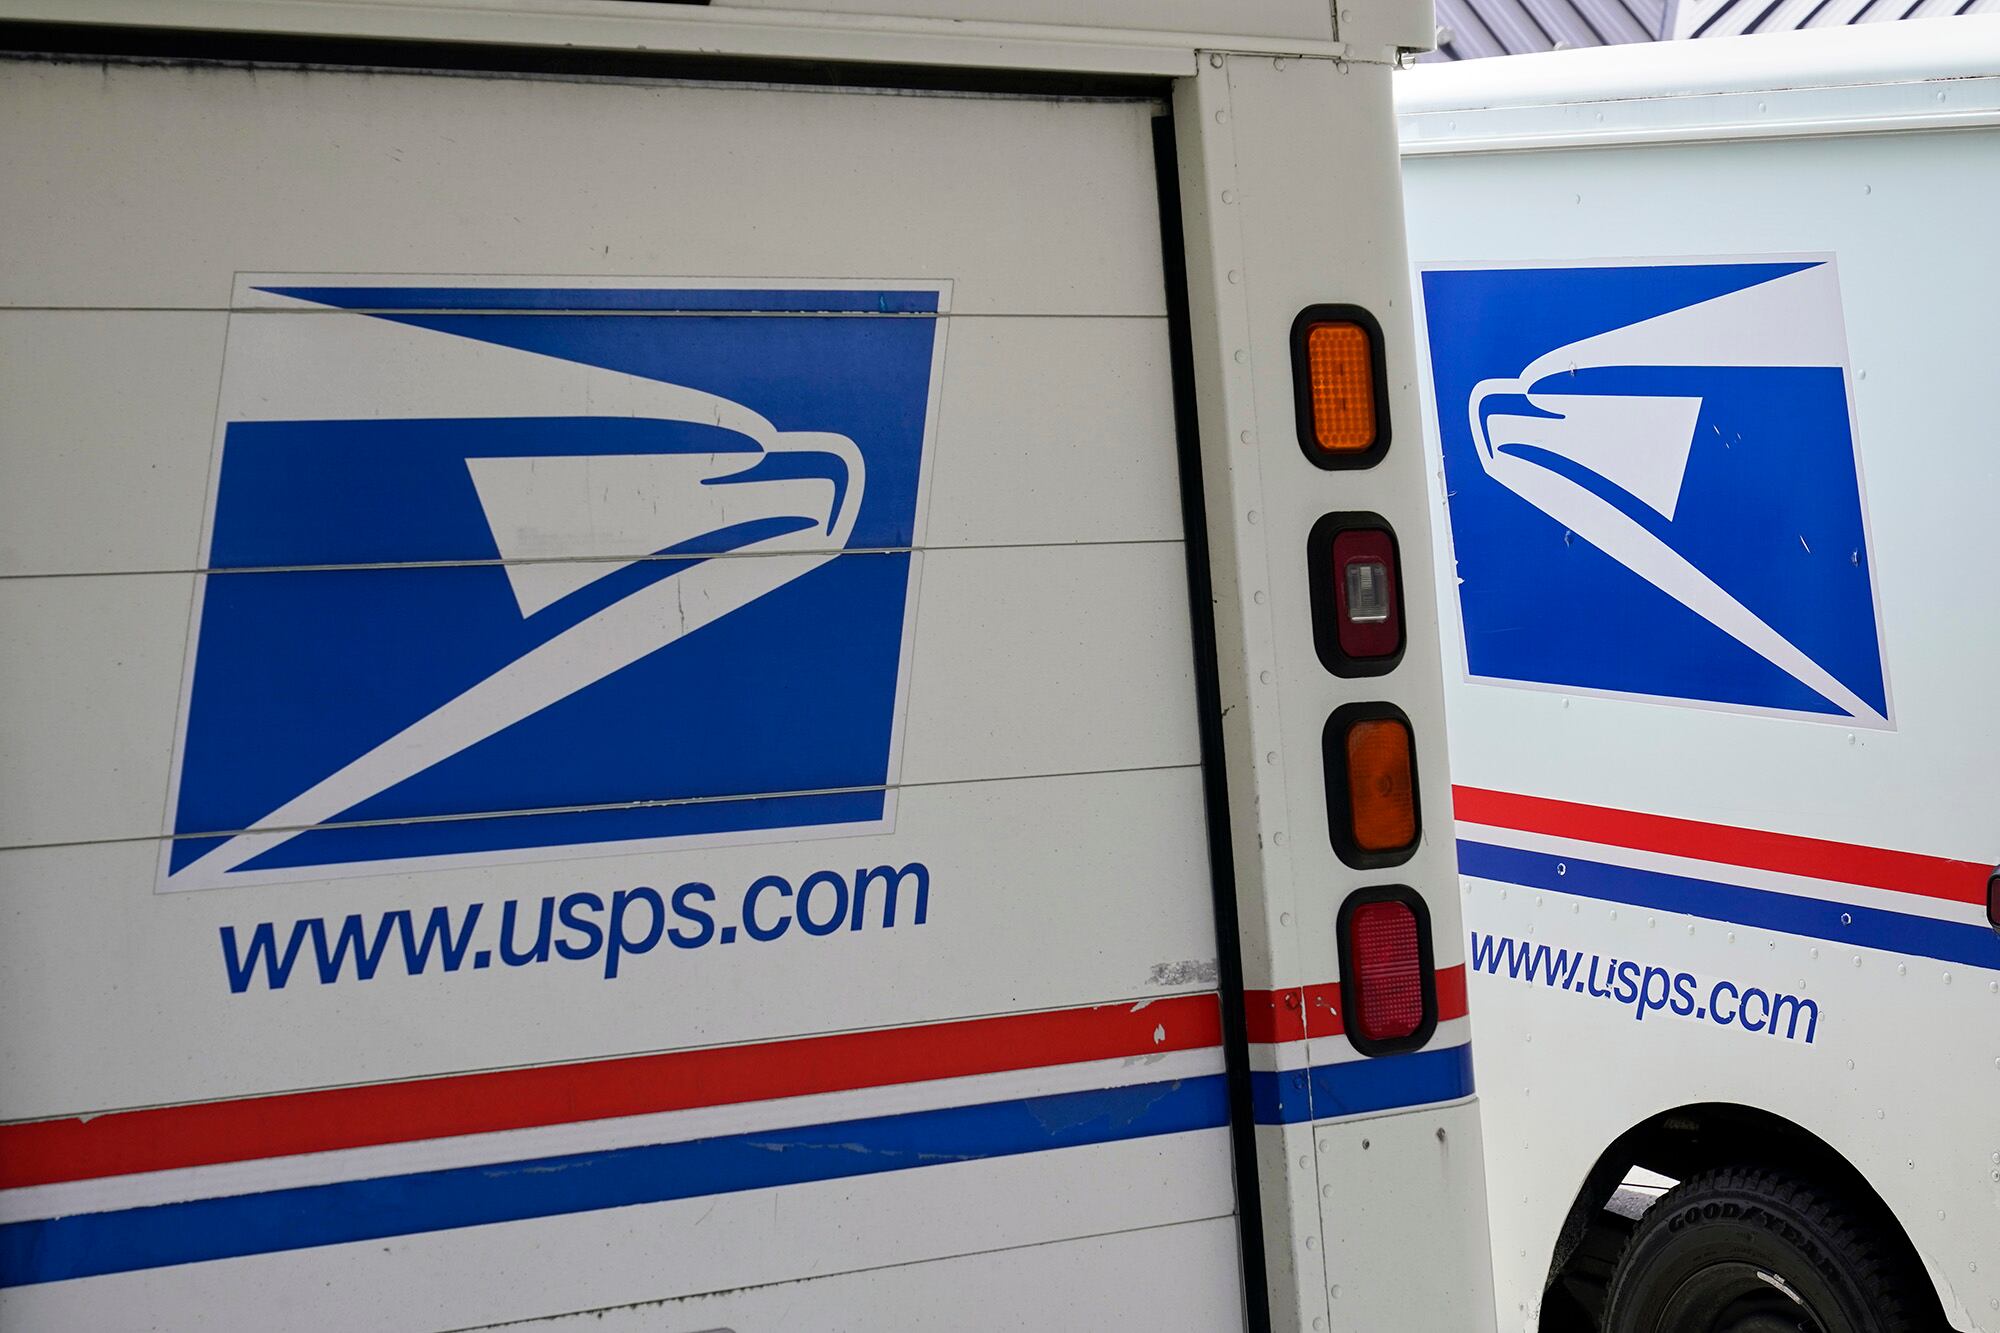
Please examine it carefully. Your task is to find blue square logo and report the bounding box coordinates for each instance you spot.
[164,279,946,890]
[1418,258,1888,725]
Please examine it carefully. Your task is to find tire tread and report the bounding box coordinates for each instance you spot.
[1602,1163,1927,1333]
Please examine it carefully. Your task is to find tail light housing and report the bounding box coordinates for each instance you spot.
[1307,513,1406,676]
[1338,887,1437,1055]
[1291,305,1390,469]
[1323,702,1421,868]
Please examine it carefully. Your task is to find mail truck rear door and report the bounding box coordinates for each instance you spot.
[0,50,1244,1329]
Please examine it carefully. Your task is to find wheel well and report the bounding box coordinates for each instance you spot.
[1535,1102,1948,1333]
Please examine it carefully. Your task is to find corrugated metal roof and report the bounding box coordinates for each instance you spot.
[1424,0,2000,58]
[1684,0,1998,36]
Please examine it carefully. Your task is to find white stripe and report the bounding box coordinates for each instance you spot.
[1458,821,1985,928]
[1424,1016,1473,1055]
[1245,1041,1312,1073]
[0,1047,1222,1225]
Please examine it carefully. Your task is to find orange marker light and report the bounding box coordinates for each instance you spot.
[1344,718,1416,853]
[1304,321,1378,453]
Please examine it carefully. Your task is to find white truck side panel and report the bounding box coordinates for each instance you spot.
[1400,27,2000,1330]
[0,0,1491,1322]
[0,52,1239,1328]
[0,544,1203,853]
[479,1216,1250,1332]
[715,0,1337,43]
[0,60,1168,315]
[1,1142,1239,1332]
[0,311,1186,577]
[0,766,1219,1116]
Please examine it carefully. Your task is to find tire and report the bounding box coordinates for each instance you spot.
[1601,1165,1929,1333]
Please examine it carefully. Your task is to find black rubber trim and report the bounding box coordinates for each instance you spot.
[1336,885,1439,1058]
[0,20,1167,99]
[1290,303,1392,470]
[1305,511,1407,679]
[1153,112,1273,1333]
[1321,701,1422,870]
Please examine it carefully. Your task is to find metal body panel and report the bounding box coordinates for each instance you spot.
[1401,32,2000,1331]
[0,766,1222,1116]
[1,1137,1239,1331]
[0,0,1358,75]
[476,1215,1250,1332]
[0,50,1248,1326]
[1175,51,1495,1333]
[716,0,1337,44]
[0,59,1168,314]
[0,542,1202,851]
[0,1,1493,1324]
[1316,1099,1494,1331]
[0,310,1184,578]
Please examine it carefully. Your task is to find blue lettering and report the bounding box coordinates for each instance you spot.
[500,896,555,966]
[669,882,717,949]
[219,920,311,994]
[797,870,850,937]
[312,912,401,984]
[605,887,665,978]
[555,892,605,960]
[744,875,792,942]
[853,862,930,929]
[1634,965,1672,1021]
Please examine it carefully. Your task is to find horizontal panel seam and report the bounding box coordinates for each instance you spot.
[432,1214,1239,1333]
[0,761,1206,856]
[0,537,1191,582]
[0,306,1175,319]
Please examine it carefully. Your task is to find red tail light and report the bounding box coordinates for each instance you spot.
[1338,889,1437,1054]
[1349,901,1423,1041]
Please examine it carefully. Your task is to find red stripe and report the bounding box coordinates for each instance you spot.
[1244,967,1467,1044]
[1303,983,1344,1036]
[0,994,1220,1191]
[1240,988,1304,1044]
[1454,785,1989,907]
[1241,986,1340,1042]
[1435,964,1468,1020]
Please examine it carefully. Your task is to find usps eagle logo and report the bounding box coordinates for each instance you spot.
[1418,258,1889,725]
[162,279,945,890]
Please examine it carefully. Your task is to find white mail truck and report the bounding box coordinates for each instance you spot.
[1400,18,2000,1333]
[0,2,1494,1329]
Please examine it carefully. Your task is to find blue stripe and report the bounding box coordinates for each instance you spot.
[1249,1044,1475,1125]
[1458,840,2000,971]
[255,286,941,315]
[0,1076,1224,1287]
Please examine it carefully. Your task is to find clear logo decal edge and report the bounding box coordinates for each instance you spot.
[159,276,949,892]
[1415,254,1890,729]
